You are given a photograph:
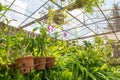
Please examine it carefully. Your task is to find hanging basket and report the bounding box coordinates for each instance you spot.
[46,57,55,69]
[53,10,65,25]
[65,0,85,11]
[15,56,34,74]
[34,57,46,70]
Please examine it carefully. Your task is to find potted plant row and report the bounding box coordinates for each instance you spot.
[10,55,55,74]
[13,22,55,74]
[4,21,56,74]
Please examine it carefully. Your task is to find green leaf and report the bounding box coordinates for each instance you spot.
[4,27,8,32]
[87,71,97,80]
[0,3,3,12]
[32,27,39,32]
[97,72,109,80]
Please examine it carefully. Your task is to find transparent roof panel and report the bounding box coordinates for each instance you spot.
[23,23,39,32]
[0,0,13,5]
[0,0,120,41]
[5,11,28,27]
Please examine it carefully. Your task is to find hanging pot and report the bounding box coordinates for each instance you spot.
[34,57,46,70]
[54,10,65,25]
[46,57,55,69]
[15,56,34,74]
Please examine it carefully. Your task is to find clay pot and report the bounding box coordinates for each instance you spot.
[34,57,46,70]
[46,57,55,69]
[15,56,34,74]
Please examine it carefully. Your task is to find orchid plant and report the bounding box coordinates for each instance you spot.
[47,8,67,25]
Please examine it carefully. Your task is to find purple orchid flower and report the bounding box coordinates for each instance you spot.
[63,32,67,37]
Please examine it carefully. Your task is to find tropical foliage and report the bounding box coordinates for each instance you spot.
[0,2,120,80]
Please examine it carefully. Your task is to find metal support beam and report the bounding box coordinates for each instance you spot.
[19,1,120,29]
[21,15,48,28]
[11,9,36,19]
[97,4,119,41]
[68,30,120,41]
[80,9,103,33]
[63,16,120,33]
[0,0,16,19]
[50,0,97,35]
[18,0,49,28]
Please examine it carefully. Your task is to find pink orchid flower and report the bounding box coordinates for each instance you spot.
[48,25,54,32]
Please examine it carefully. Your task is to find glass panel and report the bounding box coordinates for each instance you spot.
[4,11,28,27]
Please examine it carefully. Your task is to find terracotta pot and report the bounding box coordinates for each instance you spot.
[15,56,34,74]
[34,57,46,70]
[46,57,55,69]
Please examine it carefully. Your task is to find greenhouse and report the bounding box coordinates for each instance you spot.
[0,0,120,80]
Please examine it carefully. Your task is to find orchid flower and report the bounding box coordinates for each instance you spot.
[63,32,67,37]
[48,24,54,32]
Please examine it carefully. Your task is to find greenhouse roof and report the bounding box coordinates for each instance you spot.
[0,0,120,43]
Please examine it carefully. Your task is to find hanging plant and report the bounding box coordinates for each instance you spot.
[47,8,67,25]
[53,10,66,25]
[65,0,104,12]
